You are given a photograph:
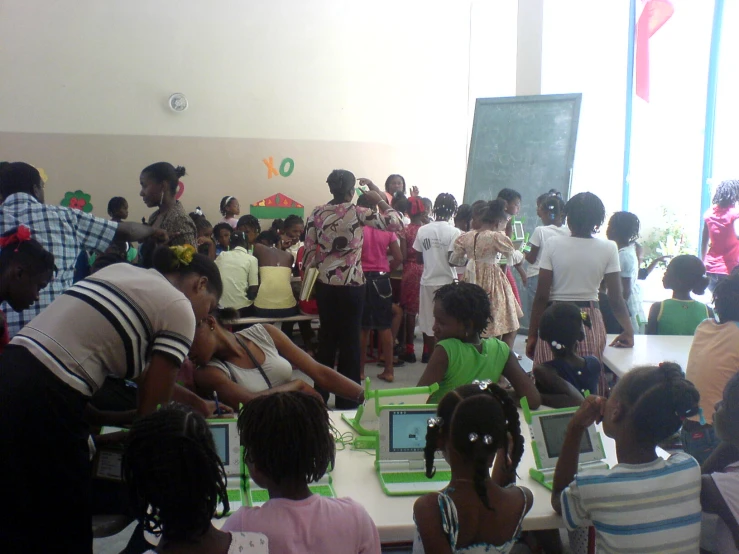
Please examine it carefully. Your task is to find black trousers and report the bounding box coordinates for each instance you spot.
[315,282,365,409]
[0,346,92,553]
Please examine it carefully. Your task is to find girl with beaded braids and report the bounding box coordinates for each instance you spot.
[552,363,702,552]
[414,382,532,553]
[123,404,269,554]
[417,281,540,408]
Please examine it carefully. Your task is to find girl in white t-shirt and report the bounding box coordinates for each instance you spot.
[526,192,634,394]
[524,193,569,312]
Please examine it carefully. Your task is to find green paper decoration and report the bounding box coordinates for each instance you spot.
[60,190,93,213]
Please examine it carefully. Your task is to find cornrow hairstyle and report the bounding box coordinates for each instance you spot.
[432,193,458,221]
[564,192,606,237]
[614,363,700,445]
[256,229,280,247]
[123,404,229,542]
[424,383,524,510]
[283,214,304,230]
[540,194,566,224]
[326,169,356,198]
[107,197,128,217]
[665,255,709,296]
[213,222,233,239]
[391,192,410,215]
[433,282,492,337]
[712,180,739,208]
[607,211,640,245]
[219,196,237,216]
[480,199,508,226]
[237,215,261,234]
[0,227,57,279]
[713,274,739,323]
[151,247,223,298]
[239,391,335,486]
[384,174,407,194]
[539,302,584,356]
[497,188,522,204]
[0,161,41,198]
[141,162,186,195]
[408,196,426,218]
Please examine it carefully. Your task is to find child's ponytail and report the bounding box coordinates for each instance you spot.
[486,385,525,470]
[622,362,700,445]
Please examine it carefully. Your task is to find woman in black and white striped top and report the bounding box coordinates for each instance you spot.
[0,246,223,554]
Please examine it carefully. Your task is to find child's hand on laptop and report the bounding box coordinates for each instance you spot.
[570,395,606,430]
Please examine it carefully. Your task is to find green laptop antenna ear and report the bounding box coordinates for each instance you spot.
[520,396,532,425]
[373,383,440,416]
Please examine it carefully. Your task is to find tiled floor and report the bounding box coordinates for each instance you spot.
[93,336,535,554]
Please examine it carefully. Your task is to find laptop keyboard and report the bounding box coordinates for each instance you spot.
[382,470,452,484]
[250,484,335,504]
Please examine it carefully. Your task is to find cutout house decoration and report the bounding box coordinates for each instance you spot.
[250,193,304,219]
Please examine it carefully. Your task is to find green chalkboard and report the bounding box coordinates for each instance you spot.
[463,94,582,237]
[464,94,581,332]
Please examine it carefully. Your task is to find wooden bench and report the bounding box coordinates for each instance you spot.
[225,313,318,326]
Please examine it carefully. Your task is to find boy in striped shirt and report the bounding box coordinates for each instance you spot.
[552,363,702,553]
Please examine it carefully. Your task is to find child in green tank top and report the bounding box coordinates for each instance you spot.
[647,255,714,335]
[416,281,541,408]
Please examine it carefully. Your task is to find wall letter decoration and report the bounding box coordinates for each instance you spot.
[60,190,93,213]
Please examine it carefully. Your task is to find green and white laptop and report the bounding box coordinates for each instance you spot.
[521,398,608,491]
[207,418,245,514]
[341,379,439,450]
[374,405,450,496]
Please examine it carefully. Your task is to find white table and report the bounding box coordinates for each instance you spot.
[602,334,693,378]
[328,410,619,544]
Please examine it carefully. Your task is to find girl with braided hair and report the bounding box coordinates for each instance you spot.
[414,382,532,553]
[416,282,540,408]
[222,391,381,552]
[552,362,702,552]
[123,404,268,554]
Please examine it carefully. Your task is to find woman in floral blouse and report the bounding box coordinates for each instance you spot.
[304,170,403,408]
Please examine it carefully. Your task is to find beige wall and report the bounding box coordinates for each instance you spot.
[0,0,519,222]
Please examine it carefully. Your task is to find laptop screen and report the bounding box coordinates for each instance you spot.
[210,423,230,465]
[540,413,593,458]
[389,410,435,453]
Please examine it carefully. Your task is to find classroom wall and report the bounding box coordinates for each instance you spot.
[0,0,517,223]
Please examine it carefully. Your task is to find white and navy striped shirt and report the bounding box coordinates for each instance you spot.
[11,264,196,396]
[561,452,701,553]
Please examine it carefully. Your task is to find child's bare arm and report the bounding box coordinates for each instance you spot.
[646,302,661,335]
[551,396,606,513]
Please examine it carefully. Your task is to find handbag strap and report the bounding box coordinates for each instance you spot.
[472,232,479,262]
[234,333,272,389]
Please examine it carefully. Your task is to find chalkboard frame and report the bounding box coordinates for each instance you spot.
[463,93,582,206]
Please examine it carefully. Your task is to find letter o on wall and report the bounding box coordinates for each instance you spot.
[279,158,295,177]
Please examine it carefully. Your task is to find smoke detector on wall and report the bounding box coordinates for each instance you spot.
[168,93,189,112]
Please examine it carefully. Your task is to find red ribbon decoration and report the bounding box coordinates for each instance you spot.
[0,225,32,251]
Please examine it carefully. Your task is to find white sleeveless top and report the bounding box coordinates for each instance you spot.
[208,325,293,392]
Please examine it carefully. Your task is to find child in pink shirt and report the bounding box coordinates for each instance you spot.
[702,180,739,292]
[223,392,381,553]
